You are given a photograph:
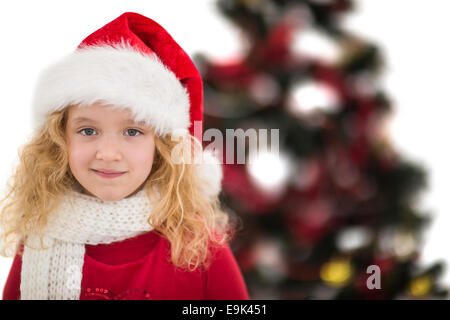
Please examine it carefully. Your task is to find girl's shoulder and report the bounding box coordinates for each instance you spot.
[204,241,250,299]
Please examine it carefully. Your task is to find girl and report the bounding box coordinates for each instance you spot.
[0,12,249,300]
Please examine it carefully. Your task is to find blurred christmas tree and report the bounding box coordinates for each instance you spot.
[194,0,448,299]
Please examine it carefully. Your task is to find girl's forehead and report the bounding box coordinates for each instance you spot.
[69,102,130,116]
[67,103,147,126]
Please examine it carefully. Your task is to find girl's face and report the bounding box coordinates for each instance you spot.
[65,102,156,201]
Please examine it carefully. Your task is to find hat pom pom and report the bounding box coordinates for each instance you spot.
[195,149,223,201]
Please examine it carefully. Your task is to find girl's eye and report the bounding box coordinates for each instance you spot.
[79,128,96,136]
[125,129,142,137]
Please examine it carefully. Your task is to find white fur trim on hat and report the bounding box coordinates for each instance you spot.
[31,41,191,136]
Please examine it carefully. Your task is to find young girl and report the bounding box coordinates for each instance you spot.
[0,12,249,300]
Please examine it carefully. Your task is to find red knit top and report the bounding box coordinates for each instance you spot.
[2,231,250,300]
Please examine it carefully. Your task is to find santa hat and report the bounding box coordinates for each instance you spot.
[31,12,222,198]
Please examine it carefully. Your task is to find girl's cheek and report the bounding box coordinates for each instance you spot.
[69,141,94,160]
[130,145,154,166]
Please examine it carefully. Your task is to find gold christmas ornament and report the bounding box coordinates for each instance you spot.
[320,258,353,288]
[408,275,432,297]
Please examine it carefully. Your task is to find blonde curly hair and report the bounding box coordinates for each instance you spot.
[0,106,239,272]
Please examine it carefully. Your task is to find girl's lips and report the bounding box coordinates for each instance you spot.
[92,169,126,178]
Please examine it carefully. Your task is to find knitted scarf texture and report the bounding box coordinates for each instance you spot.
[20,188,156,300]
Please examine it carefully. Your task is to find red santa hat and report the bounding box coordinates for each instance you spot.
[31,12,222,198]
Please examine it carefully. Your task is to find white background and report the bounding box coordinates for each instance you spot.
[0,0,449,296]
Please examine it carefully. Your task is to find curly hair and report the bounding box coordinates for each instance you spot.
[0,106,239,272]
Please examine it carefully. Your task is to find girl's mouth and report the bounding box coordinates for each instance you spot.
[91,169,126,179]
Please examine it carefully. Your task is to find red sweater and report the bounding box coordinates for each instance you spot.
[2,231,250,300]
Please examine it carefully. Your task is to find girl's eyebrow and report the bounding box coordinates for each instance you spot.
[72,117,96,124]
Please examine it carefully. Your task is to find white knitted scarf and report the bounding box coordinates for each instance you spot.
[20,188,157,300]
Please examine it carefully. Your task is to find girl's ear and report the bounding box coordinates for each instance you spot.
[194,149,223,201]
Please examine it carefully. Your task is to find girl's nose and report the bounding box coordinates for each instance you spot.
[95,137,122,161]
